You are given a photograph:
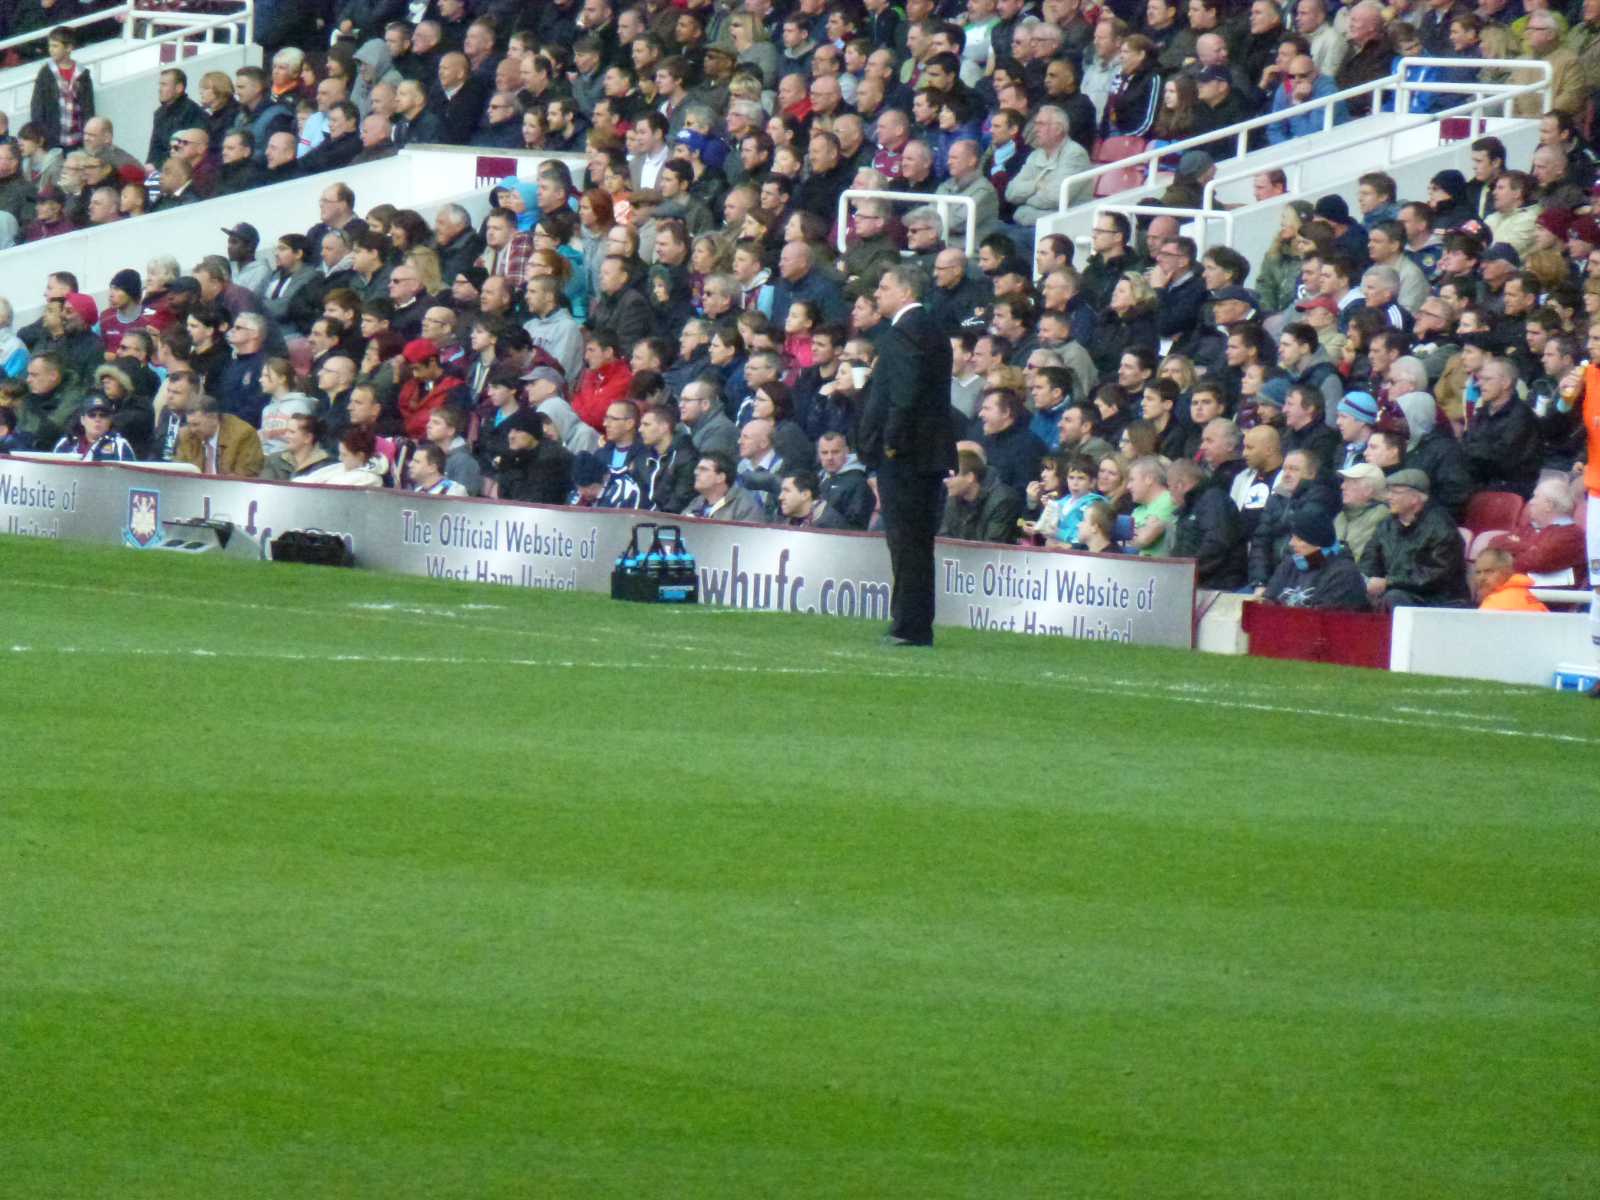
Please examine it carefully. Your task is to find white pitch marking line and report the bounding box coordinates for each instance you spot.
[9,646,1595,746]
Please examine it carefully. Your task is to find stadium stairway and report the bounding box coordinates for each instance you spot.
[1036,57,1551,284]
[0,1,255,170]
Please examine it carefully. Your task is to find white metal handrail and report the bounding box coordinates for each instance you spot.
[1198,80,1547,211]
[1058,56,1552,213]
[835,188,977,258]
[0,0,251,53]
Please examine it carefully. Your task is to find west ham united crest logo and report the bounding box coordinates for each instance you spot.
[125,488,160,548]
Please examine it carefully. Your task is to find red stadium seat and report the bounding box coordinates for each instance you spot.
[1092,136,1148,164]
[1463,491,1524,536]
[1094,165,1148,197]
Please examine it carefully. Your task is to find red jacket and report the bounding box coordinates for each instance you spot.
[396,372,465,441]
[571,360,633,431]
[1489,520,1589,587]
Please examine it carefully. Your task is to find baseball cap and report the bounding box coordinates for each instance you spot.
[1481,242,1521,266]
[1193,65,1230,85]
[82,393,114,414]
[401,337,439,364]
[1211,284,1258,307]
[221,222,260,245]
[1295,295,1339,314]
[1385,468,1431,493]
[1338,462,1387,493]
[1176,149,1214,178]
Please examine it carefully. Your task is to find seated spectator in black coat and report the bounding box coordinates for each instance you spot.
[1462,356,1542,498]
[298,101,363,174]
[1150,234,1206,342]
[1248,447,1339,591]
[493,409,573,504]
[940,448,1023,544]
[1261,506,1371,610]
[1280,384,1343,477]
[1358,468,1470,611]
[1167,458,1246,590]
[976,387,1047,492]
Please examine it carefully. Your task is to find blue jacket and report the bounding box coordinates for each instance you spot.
[1266,76,1350,145]
[769,268,848,331]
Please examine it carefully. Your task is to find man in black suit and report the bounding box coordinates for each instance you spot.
[858,264,958,647]
[433,52,489,145]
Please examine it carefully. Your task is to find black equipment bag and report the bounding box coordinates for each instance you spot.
[270,528,355,567]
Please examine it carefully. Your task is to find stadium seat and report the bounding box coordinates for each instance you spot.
[1094,165,1148,197]
[1439,117,1486,143]
[1463,491,1524,536]
[1092,136,1148,164]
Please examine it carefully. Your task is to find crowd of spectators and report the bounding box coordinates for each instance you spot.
[0,0,1596,622]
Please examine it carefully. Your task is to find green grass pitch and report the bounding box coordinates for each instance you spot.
[3,534,1597,1198]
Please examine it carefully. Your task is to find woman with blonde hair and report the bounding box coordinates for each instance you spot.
[1256,200,1314,314]
[1093,270,1159,374]
[728,12,778,88]
[198,70,239,150]
[1096,454,1135,517]
[406,245,444,296]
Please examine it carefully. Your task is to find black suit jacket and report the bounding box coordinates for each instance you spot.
[859,305,957,475]
[435,78,490,145]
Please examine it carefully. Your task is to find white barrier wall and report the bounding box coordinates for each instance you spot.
[0,41,257,177]
[0,457,1200,648]
[1390,606,1594,686]
[1,146,588,320]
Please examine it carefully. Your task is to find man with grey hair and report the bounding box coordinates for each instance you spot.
[1358,265,1407,329]
[1488,475,1587,585]
[220,311,270,426]
[1004,104,1089,225]
[842,197,901,283]
[902,205,945,271]
[86,185,121,225]
[859,262,957,646]
[433,202,484,285]
[1462,356,1542,497]
[936,138,1000,242]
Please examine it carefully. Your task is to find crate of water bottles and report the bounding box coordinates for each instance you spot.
[611,523,699,605]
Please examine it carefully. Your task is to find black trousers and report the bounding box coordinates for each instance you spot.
[877,458,944,644]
